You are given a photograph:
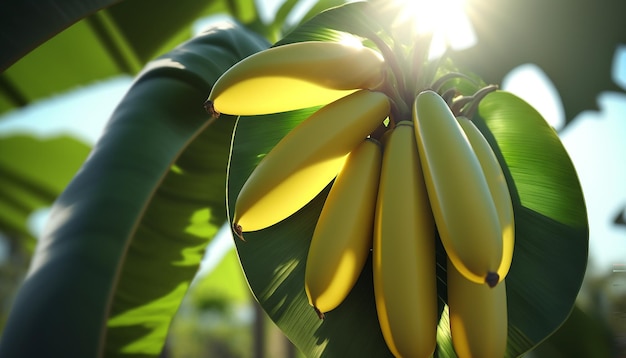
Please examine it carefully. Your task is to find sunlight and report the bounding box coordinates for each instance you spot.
[391,0,476,57]
[337,32,367,48]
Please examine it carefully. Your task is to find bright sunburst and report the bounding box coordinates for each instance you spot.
[390,0,476,58]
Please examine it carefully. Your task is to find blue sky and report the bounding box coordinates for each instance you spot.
[0,5,624,278]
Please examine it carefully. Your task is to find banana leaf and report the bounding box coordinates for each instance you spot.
[0,22,269,357]
[226,3,588,357]
[0,0,258,114]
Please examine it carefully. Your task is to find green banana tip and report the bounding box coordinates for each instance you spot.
[485,272,500,288]
[203,99,220,118]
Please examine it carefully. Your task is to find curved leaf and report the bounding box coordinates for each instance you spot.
[474,91,588,354]
[226,4,588,356]
[0,22,268,357]
[476,91,587,229]
[0,0,121,71]
[275,1,389,46]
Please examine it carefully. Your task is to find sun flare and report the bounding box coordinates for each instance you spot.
[391,0,476,57]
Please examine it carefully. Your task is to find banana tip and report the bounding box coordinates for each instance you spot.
[232,222,245,241]
[313,306,325,320]
[203,99,220,118]
[485,272,500,288]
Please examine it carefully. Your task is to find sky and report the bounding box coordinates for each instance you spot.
[0,1,624,278]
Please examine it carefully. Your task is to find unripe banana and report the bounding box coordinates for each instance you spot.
[373,121,437,358]
[447,258,508,358]
[232,90,390,236]
[412,90,502,287]
[457,116,515,281]
[206,41,385,116]
[305,138,382,318]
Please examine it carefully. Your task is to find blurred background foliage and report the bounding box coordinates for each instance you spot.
[0,0,624,356]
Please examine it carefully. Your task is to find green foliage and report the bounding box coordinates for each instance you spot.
[0,23,268,357]
[0,135,90,241]
[0,0,601,357]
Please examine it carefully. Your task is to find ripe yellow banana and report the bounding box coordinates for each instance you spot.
[447,258,508,358]
[457,116,515,281]
[232,89,390,237]
[373,121,437,358]
[206,41,385,116]
[305,138,382,319]
[412,90,502,287]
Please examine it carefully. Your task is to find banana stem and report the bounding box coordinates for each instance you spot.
[364,29,408,101]
[203,100,220,118]
[430,72,479,94]
[386,94,410,127]
[370,123,388,141]
[462,84,499,119]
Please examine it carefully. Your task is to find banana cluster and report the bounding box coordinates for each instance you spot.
[206,41,514,358]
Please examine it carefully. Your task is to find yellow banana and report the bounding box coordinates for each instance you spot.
[232,90,390,237]
[457,116,515,281]
[412,90,502,287]
[447,258,508,358]
[206,41,385,116]
[305,138,382,319]
[373,121,437,358]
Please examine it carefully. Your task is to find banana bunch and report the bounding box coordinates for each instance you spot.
[207,39,515,357]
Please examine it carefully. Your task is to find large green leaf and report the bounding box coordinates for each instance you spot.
[0,0,258,114]
[227,92,588,358]
[0,22,268,357]
[0,0,122,70]
[225,3,588,357]
[0,135,91,240]
[475,91,588,355]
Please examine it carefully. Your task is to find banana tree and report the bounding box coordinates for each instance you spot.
[0,0,593,357]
